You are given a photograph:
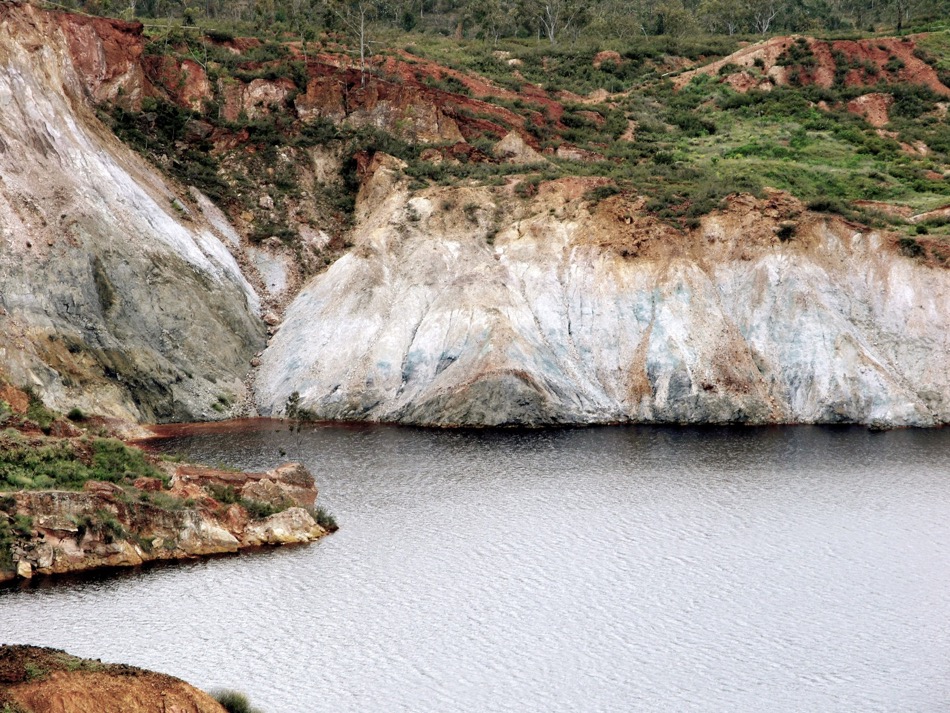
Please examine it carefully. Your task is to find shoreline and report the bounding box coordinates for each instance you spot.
[1,457,334,586]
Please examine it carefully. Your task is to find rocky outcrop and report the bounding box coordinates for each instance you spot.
[174,461,317,508]
[243,507,325,546]
[0,4,265,423]
[255,173,950,427]
[221,76,296,121]
[54,12,153,107]
[676,35,950,95]
[493,131,547,165]
[295,72,466,143]
[1,462,329,584]
[0,646,228,713]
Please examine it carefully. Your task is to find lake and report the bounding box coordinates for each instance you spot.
[2,422,949,712]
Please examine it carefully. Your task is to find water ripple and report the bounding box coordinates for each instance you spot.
[1,424,949,713]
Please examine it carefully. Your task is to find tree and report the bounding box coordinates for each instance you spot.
[748,0,784,33]
[888,0,921,30]
[520,0,586,44]
[324,0,379,85]
[653,0,700,35]
[698,0,751,34]
[284,391,315,460]
[588,0,648,39]
[467,0,517,43]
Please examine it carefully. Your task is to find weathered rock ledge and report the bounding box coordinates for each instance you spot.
[0,461,331,585]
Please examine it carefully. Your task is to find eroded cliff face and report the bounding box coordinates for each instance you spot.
[256,166,950,427]
[0,4,946,429]
[0,5,264,422]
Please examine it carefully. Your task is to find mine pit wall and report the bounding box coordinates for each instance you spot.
[255,177,949,428]
[0,5,265,423]
[0,3,946,429]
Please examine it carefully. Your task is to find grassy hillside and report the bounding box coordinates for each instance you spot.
[82,13,950,264]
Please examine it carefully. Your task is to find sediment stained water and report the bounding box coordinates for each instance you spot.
[2,423,949,712]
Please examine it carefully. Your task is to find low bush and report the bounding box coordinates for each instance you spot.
[584,184,621,203]
[0,432,165,492]
[899,236,925,258]
[309,506,339,532]
[213,690,264,713]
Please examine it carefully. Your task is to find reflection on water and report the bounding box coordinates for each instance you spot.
[2,423,950,713]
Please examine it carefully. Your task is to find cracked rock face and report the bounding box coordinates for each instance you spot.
[0,6,264,422]
[255,173,949,427]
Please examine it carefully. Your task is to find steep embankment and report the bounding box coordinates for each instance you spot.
[0,6,264,423]
[675,34,950,95]
[256,164,950,427]
[0,4,946,428]
[0,646,229,713]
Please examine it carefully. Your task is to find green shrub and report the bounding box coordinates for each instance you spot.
[207,484,240,504]
[12,514,32,536]
[899,236,925,258]
[309,506,339,532]
[667,110,716,137]
[515,175,543,198]
[95,510,126,544]
[807,198,854,216]
[885,55,906,73]
[213,690,264,713]
[241,498,280,519]
[0,431,165,492]
[777,39,816,68]
[25,391,55,433]
[23,663,47,682]
[583,184,621,203]
[423,74,471,96]
[91,439,164,483]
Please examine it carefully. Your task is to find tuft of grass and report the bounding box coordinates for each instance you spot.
[23,662,48,682]
[213,689,264,713]
[309,506,339,532]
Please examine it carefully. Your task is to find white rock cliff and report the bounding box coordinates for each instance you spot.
[255,168,949,427]
[0,6,946,428]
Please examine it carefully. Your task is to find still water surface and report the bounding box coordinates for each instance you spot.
[2,423,950,712]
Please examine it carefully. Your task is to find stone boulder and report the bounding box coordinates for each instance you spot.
[241,462,317,508]
[242,508,326,546]
[492,131,546,165]
[173,461,317,507]
[82,481,124,496]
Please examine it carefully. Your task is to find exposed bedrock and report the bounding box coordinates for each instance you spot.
[0,6,264,423]
[256,170,949,427]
